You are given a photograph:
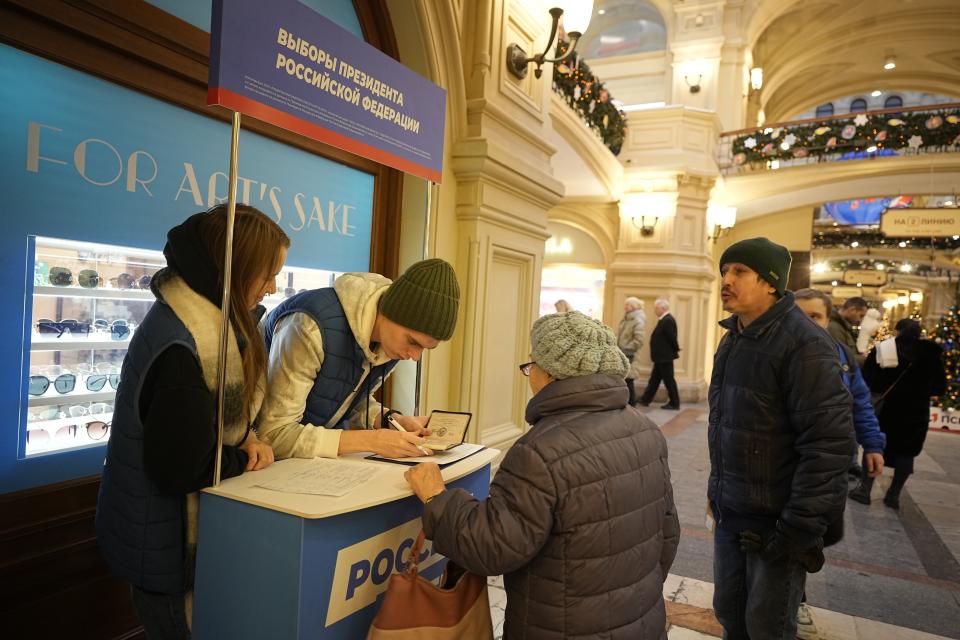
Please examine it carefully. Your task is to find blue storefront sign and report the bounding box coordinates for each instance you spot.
[209,0,447,182]
[0,44,375,491]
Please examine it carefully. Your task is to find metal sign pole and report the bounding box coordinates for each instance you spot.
[213,111,241,487]
[413,180,434,416]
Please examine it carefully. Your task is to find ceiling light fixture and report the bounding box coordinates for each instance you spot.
[883,55,896,70]
[871,90,882,97]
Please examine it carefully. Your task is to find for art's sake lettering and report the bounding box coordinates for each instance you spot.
[27,122,158,195]
[25,121,357,237]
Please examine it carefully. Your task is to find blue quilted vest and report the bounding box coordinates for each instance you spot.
[95,299,199,594]
[264,288,397,429]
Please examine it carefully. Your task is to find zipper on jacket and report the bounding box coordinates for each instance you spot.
[714,332,739,527]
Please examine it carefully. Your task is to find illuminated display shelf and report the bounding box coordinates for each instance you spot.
[28,390,117,408]
[33,286,155,301]
[30,337,133,352]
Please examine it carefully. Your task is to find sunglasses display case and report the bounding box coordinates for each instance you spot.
[24,236,162,456]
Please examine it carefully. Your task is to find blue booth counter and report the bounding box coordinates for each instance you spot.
[192,448,499,639]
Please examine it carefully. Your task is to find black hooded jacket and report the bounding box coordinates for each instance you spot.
[140,213,250,494]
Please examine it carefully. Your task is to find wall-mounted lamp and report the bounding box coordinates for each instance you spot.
[707,204,737,242]
[749,67,763,92]
[506,2,594,80]
[621,192,676,237]
[684,74,702,93]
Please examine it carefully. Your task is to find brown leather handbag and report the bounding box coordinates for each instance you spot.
[367,531,493,639]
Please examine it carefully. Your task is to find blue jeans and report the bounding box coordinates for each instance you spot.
[131,585,190,640]
[713,527,806,640]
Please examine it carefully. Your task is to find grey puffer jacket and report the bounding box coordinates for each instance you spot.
[423,374,680,639]
[708,292,855,546]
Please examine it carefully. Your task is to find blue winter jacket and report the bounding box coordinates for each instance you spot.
[837,344,886,453]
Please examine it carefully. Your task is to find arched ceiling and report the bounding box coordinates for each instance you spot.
[746,0,960,122]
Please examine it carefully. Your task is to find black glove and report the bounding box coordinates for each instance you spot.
[739,529,825,573]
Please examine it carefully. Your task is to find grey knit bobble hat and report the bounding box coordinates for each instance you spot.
[531,311,629,380]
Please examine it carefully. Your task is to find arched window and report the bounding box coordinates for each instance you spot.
[815,103,834,118]
[850,98,868,113]
[884,95,903,109]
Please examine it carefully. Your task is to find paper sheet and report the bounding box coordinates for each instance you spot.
[367,442,486,466]
[256,458,378,497]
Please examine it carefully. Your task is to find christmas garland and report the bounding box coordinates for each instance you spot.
[552,40,627,156]
[729,108,960,166]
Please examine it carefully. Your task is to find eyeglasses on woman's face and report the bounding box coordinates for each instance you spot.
[518,361,536,377]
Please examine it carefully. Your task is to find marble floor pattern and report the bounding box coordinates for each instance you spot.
[485,403,960,639]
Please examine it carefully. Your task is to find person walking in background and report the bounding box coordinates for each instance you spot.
[709,238,854,640]
[405,311,680,639]
[617,296,646,406]
[554,299,572,313]
[829,297,868,364]
[861,318,946,510]
[857,307,883,355]
[638,298,681,410]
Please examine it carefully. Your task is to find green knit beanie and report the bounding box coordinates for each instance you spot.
[719,237,792,297]
[379,258,460,340]
[531,311,628,379]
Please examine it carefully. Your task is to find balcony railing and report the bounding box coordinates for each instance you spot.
[718,102,960,174]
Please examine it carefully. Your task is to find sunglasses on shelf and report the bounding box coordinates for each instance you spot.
[92,319,132,340]
[47,267,101,289]
[109,273,152,290]
[36,318,92,338]
[28,373,76,396]
[28,403,114,423]
[85,373,121,392]
[27,420,111,446]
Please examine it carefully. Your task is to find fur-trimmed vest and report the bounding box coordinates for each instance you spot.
[96,272,264,602]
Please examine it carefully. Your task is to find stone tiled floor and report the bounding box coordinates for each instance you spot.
[486,404,960,639]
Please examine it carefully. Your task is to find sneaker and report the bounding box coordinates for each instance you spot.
[796,603,819,640]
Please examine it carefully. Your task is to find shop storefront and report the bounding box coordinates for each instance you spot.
[0,1,405,636]
[540,221,607,319]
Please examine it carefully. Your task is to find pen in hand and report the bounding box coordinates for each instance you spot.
[387,416,431,456]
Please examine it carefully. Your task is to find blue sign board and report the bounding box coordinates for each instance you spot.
[209,0,447,182]
[0,45,375,492]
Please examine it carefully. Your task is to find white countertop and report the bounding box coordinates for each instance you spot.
[202,447,499,519]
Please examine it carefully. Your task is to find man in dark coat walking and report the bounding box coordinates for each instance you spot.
[639,298,681,409]
[709,237,854,640]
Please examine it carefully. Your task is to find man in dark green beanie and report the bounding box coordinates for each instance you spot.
[257,258,460,460]
[709,237,854,639]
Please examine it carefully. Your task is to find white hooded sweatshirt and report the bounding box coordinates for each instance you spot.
[256,273,395,459]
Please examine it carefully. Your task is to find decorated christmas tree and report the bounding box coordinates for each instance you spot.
[931,306,960,410]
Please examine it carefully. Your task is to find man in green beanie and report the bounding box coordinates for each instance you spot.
[257,258,460,460]
[709,237,854,639]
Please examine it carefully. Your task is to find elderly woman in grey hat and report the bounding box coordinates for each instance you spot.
[405,311,680,639]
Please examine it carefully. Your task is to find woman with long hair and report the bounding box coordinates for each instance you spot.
[96,204,290,638]
[861,318,946,509]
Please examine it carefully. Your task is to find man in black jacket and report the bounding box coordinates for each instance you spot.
[638,298,681,409]
[709,237,854,640]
